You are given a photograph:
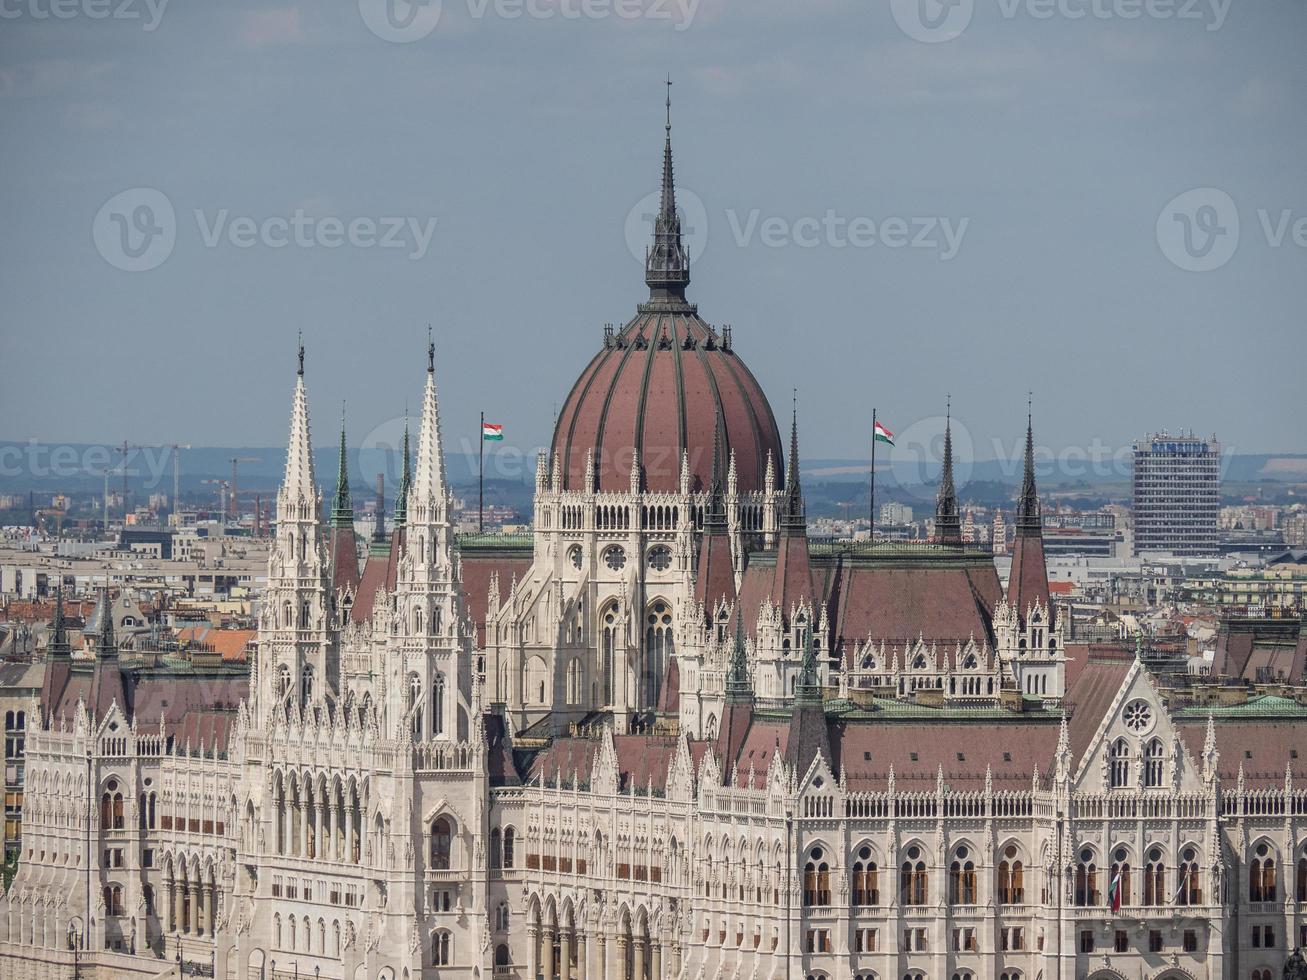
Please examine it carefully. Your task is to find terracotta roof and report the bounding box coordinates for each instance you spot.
[823,557,1002,659]
[1062,649,1134,764]
[551,311,783,494]
[176,627,256,663]
[461,548,533,648]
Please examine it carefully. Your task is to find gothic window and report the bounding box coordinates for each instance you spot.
[301,664,314,706]
[998,845,1024,904]
[495,903,510,931]
[852,846,879,906]
[1123,699,1152,733]
[1109,738,1130,788]
[299,601,310,629]
[647,545,672,572]
[949,848,977,905]
[277,665,291,701]
[566,658,583,705]
[408,674,423,739]
[603,546,626,571]
[1143,849,1165,906]
[645,601,674,707]
[1251,843,1277,903]
[489,828,501,869]
[413,606,423,635]
[900,846,928,906]
[1074,849,1099,906]
[431,931,452,966]
[802,847,831,907]
[1111,849,1132,908]
[431,672,445,735]
[1178,847,1202,905]
[430,817,452,871]
[1144,738,1164,787]
[601,605,618,704]
[568,545,583,570]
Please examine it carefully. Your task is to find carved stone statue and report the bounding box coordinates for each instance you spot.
[1285,947,1307,980]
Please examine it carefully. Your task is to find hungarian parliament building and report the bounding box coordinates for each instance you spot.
[2,115,1304,980]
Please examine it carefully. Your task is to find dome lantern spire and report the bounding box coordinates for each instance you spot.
[644,77,691,308]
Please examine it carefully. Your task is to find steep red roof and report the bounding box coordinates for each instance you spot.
[1007,525,1052,624]
[825,559,1002,659]
[461,549,533,648]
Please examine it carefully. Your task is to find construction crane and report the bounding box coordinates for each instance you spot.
[114,442,191,520]
[201,479,229,526]
[229,457,260,521]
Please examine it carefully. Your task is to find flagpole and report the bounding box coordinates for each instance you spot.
[869,407,877,543]
[479,411,484,534]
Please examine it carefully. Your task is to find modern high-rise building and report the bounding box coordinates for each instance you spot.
[1132,431,1221,555]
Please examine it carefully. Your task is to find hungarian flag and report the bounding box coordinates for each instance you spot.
[873,420,895,447]
[482,423,504,442]
[1108,869,1123,912]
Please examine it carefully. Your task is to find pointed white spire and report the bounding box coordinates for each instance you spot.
[410,334,448,518]
[280,337,318,508]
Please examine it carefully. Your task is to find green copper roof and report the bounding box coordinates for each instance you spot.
[330,414,353,528]
[1174,693,1307,720]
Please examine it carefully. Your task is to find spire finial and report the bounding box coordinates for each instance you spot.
[935,397,961,544]
[330,404,353,528]
[645,79,690,305]
[1016,393,1040,530]
[427,325,434,374]
[782,391,805,529]
[297,330,304,377]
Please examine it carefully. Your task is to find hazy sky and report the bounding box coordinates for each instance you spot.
[1,0,1303,470]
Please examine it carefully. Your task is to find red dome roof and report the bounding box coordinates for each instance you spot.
[551,312,783,494]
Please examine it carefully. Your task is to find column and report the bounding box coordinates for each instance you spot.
[560,928,572,980]
[543,927,556,980]
[195,881,206,937]
[632,937,645,980]
[650,939,661,980]
[299,797,308,858]
[615,936,628,980]
[207,884,217,936]
[527,926,539,980]
[577,930,589,980]
[172,878,184,936]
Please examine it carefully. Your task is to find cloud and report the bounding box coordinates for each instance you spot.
[238,7,305,48]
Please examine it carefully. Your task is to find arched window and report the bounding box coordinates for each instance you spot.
[430,817,452,871]
[1143,848,1165,906]
[802,847,831,907]
[949,848,977,905]
[273,914,282,948]
[1109,738,1130,788]
[997,845,1024,904]
[495,944,510,967]
[502,826,515,869]
[489,828,501,869]
[1177,846,1202,906]
[645,600,674,707]
[301,664,314,706]
[601,604,617,705]
[409,674,423,740]
[1110,849,1132,908]
[900,846,928,906]
[1143,737,1164,787]
[431,672,445,735]
[432,930,451,966]
[495,903,510,931]
[1251,843,1277,903]
[1074,849,1099,906]
[851,846,879,906]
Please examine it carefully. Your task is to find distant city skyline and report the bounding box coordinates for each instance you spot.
[2,1,1304,459]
